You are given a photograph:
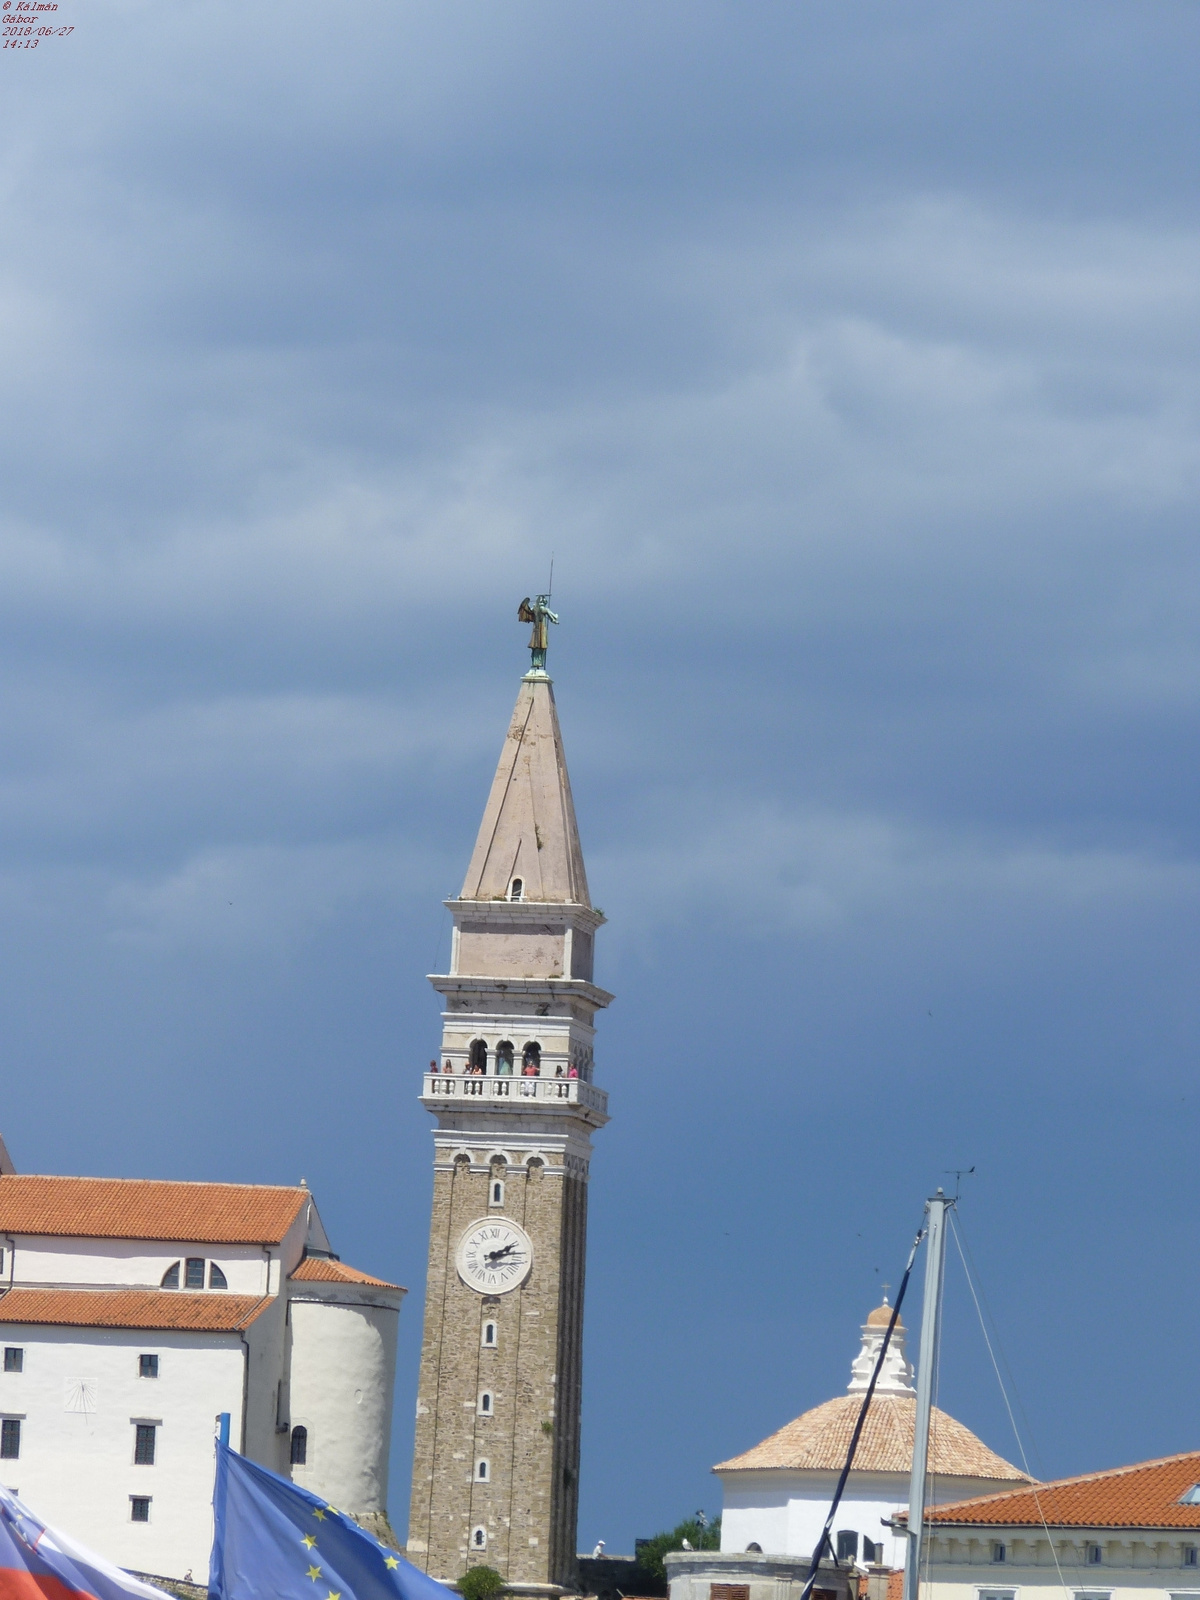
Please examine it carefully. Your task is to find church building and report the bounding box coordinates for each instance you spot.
[715,1300,1029,1568]
[0,1167,403,1578]
[407,598,611,1594]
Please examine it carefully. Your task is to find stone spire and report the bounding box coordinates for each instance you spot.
[847,1299,916,1397]
[459,673,591,907]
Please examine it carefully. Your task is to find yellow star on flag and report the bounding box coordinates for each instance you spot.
[327,1591,341,1599]
[312,1509,326,1522]
[385,1557,400,1570]
[302,1536,318,1550]
[306,1567,322,1583]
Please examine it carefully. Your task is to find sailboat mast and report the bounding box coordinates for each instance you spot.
[903,1189,952,1600]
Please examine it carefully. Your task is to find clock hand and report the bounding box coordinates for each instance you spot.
[484,1244,520,1264]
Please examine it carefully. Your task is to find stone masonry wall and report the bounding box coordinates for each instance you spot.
[409,1151,588,1588]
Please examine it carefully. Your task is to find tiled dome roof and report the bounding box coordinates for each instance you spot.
[866,1302,901,1328]
[713,1393,1028,1481]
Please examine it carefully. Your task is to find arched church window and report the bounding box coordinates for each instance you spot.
[160,1262,180,1289]
[478,1391,493,1416]
[471,1528,487,1551]
[490,1180,504,1207]
[482,1321,497,1348]
[495,1041,514,1076]
[209,1263,228,1289]
[469,1040,488,1073]
[836,1532,859,1563]
[290,1425,307,1466]
[476,1459,489,1482]
[521,1042,541,1075]
[509,879,523,901]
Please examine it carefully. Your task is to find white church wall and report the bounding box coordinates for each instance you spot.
[10,1236,272,1293]
[287,1291,399,1515]
[0,1322,244,1580]
[241,1296,289,1472]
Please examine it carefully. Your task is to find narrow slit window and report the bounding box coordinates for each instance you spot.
[1086,1545,1103,1566]
[478,1391,493,1416]
[482,1321,497,1348]
[1185,1547,1199,1568]
[160,1263,180,1289]
[290,1425,308,1465]
[476,1459,489,1482]
[208,1263,228,1289]
[991,1543,1006,1564]
[490,1180,504,1207]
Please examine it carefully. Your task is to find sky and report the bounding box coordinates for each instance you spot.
[1,0,1200,1553]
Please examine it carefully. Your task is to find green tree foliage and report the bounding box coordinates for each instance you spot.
[458,1565,506,1600]
[635,1516,722,1588]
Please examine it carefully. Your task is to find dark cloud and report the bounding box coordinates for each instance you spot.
[0,0,1197,1544]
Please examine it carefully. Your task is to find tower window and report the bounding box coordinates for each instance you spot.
[509,879,523,902]
[837,1532,859,1563]
[209,1263,228,1289]
[482,1321,497,1348]
[478,1391,493,1416]
[134,1424,157,1465]
[471,1527,487,1550]
[130,1496,151,1523]
[138,1355,158,1379]
[185,1258,205,1289]
[290,1425,308,1465]
[3,1350,22,1374]
[490,1180,504,1207]
[495,1041,514,1076]
[476,1459,490,1482]
[160,1262,180,1289]
[469,1040,488,1074]
[521,1042,541,1075]
[0,1420,19,1459]
[991,1543,1006,1564]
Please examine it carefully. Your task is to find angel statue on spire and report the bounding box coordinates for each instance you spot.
[518,594,558,672]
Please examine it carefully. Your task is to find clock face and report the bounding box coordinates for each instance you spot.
[456,1217,533,1295]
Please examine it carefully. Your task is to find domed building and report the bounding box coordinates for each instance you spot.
[713,1300,1030,1569]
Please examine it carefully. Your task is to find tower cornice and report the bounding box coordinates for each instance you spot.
[428,974,615,1010]
[446,899,605,932]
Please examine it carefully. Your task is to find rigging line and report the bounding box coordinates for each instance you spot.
[797,1224,927,1600]
[951,1214,1044,1481]
[947,1213,1073,1600]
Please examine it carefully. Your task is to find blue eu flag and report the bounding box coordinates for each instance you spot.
[209,1442,456,1600]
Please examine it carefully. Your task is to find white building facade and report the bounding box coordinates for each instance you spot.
[915,1450,1200,1600]
[715,1302,1029,1569]
[0,1172,404,1579]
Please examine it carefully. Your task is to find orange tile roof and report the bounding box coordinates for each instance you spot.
[885,1572,903,1600]
[0,1175,308,1244]
[714,1395,1027,1481]
[922,1451,1200,1530]
[289,1257,403,1290]
[0,1287,270,1331]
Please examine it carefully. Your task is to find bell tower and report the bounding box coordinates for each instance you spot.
[407,604,611,1594]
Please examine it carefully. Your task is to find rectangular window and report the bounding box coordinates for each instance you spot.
[138,1355,158,1379]
[0,1420,20,1459]
[1184,1548,1199,1568]
[185,1258,205,1289]
[1086,1545,1103,1566]
[710,1588,750,1600]
[977,1591,1015,1600]
[134,1424,156,1465]
[130,1496,151,1523]
[3,1350,22,1374]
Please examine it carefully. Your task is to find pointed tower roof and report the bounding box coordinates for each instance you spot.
[459,674,591,906]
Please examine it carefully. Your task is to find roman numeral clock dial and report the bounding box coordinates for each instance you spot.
[456,1217,534,1294]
